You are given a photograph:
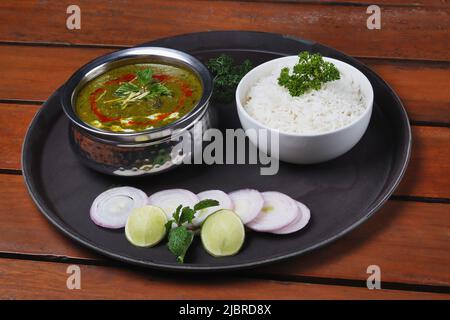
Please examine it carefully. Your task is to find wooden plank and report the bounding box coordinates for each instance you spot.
[0,1,448,60]
[0,173,98,261]
[246,0,449,7]
[262,200,450,286]
[0,104,37,170]
[1,103,448,198]
[0,258,447,299]
[0,174,449,286]
[365,59,450,123]
[397,126,450,199]
[0,45,449,122]
[0,46,112,103]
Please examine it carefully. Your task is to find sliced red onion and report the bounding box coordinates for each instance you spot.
[148,189,199,220]
[246,191,298,232]
[228,189,264,224]
[192,190,233,227]
[90,187,148,229]
[271,201,311,234]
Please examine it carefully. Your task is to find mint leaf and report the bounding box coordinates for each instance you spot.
[166,199,219,263]
[168,226,194,263]
[194,199,219,211]
[165,219,174,235]
[173,204,182,224]
[179,207,195,225]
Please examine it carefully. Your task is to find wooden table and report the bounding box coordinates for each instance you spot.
[0,0,449,300]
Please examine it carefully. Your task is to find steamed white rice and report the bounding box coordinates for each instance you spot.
[244,63,367,134]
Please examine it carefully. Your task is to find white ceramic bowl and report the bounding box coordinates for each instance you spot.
[236,56,374,164]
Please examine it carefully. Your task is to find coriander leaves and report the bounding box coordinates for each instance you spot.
[278,52,340,97]
[166,199,219,263]
[206,54,253,103]
[136,68,152,85]
[114,68,171,108]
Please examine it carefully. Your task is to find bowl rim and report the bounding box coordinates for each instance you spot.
[60,46,213,139]
[235,55,374,138]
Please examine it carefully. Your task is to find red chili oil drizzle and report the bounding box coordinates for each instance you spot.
[152,74,171,82]
[89,88,120,123]
[89,72,194,127]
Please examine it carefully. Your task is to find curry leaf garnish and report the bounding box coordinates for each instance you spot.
[278,51,340,97]
[114,68,171,108]
[166,199,219,263]
[206,54,253,103]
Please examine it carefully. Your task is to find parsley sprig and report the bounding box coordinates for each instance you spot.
[166,199,219,263]
[278,52,340,96]
[114,68,171,108]
[206,54,253,103]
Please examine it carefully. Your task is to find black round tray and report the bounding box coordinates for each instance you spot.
[22,31,411,272]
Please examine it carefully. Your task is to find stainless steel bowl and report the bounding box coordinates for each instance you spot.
[60,47,213,176]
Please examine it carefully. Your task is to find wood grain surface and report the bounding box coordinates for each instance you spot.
[0,173,449,286]
[0,0,448,299]
[0,45,449,122]
[0,1,449,60]
[247,0,448,6]
[1,258,448,300]
[1,104,448,198]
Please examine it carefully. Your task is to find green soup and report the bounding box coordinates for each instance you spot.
[75,63,202,132]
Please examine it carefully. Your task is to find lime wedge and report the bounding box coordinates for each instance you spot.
[201,209,245,257]
[125,205,167,247]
